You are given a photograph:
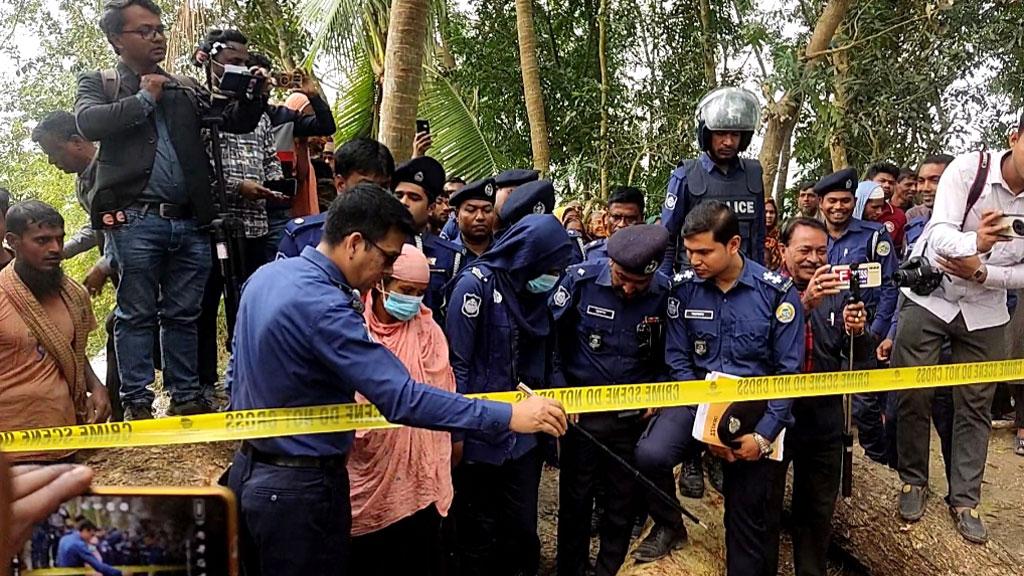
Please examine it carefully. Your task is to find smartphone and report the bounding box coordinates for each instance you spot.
[263,178,298,198]
[832,262,883,289]
[997,214,1024,239]
[21,486,238,575]
[416,118,430,134]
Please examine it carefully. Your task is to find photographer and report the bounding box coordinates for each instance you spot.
[893,114,1024,544]
[75,0,264,420]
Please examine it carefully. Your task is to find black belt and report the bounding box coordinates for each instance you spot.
[139,202,193,220]
[241,441,346,469]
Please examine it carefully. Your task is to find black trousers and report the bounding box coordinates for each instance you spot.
[786,436,842,576]
[723,458,786,576]
[557,413,645,576]
[454,447,543,576]
[228,449,351,576]
[350,505,443,576]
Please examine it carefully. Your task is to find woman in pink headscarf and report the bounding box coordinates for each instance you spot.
[348,244,455,575]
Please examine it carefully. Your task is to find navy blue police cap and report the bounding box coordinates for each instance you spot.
[450,178,497,209]
[394,156,446,203]
[606,224,669,275]
[498,179,555,226]
[814,167,858,197]
[494,168,540,189]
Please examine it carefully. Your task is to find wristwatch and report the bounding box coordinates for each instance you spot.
[751,433,773,457]
[971,264,987,284]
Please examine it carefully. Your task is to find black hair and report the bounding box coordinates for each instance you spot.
[797,180,817,193]
[323,184,414,246]
[6,200,64,236]
[1019,111,1024,134]
[77,519,98,532]
[918,154,955,171]
[248,52,273,70]
[866,162,900,181]
[681,200,739,246]
[897,168,917,182]
[607,186,645,215]
[334,138,395,181]
[99,0,162,54]
[0,187,9,217]
[31,111,82,144]
[201,28,248,63]
[779,216,827,245]
[445,177,466,186]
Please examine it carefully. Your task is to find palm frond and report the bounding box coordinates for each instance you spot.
[418,66,502,180]
[332,48,378,142]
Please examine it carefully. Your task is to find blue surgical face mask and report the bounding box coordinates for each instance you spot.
[526,273,560,294]
[383,291,423,322]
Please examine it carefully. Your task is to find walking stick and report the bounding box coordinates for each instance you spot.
[842,264,862,498]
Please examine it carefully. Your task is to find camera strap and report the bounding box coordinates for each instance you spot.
[962,151,991,230]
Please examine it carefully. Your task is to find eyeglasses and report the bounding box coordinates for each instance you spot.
[607,213,641,226]
[365,239,402,267]
[121,25,168,41]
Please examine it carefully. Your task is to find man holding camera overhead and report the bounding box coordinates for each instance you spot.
[75,0,264,421]
[894,113,1024,544]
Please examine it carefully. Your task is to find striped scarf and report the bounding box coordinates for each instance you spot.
[0,263,91,422]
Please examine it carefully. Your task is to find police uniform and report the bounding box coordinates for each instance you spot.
[276,213,326,259]
[496,179,556,238]
[583,238,609,262]
[226,246,514,575]
[445,215,573,576]
[660,152,766,273]
[816,169,899,465]
[551,225,671,576]
[567,229,588,264]
[440,213,460,241]
[495,168,540,190]
[633,258,803,575]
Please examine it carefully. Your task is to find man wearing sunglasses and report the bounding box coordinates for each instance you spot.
[75,0,264,421]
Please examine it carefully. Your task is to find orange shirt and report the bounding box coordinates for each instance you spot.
[0,288,94,463]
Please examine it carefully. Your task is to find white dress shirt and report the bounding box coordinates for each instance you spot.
[907,150,1024,331]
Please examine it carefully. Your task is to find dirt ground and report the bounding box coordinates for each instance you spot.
[78,423,1022,575]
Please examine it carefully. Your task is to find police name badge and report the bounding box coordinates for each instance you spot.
[665,193,677,210]
[684,309,714,320]
[462,293,481,318]
[728,415,741,434]
[876,240,892,257]
[588,334,602,350]
[775,302,796,324]
[694,339,708,356]
[553,286,570,307]
[667,297,680,319]
[586,305,615,320]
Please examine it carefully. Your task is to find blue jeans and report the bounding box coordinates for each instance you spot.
[108,207,211,407]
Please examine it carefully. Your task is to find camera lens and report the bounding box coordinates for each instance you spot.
[1012,218,1024,236]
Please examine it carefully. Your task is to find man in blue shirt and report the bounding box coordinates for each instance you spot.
[449,177,497,265]
[551,224,672,576]
[56,519,122,576]
[582,186,645,263]
[225,186,568,576]
[633,202,803,574]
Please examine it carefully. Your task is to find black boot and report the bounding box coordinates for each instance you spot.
[632,523,687,563]
[678,454,705,499]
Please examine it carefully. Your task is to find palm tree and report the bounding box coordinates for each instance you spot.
[514,0,551,175]
[378,0,431,164]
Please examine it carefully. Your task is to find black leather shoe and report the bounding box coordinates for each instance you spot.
[678,455,705,499]
[898,484,927,522]
[168,399,214,417]
[950,507,988,544]
[632,523,687,563]
[124,404,154,421]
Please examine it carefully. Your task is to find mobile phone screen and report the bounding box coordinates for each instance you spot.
[19,488,237,576]
[416,119,430,134]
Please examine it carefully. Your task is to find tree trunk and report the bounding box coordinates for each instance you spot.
[379,0,431,164]
[260,0,296,70]
[759,0,855,193]
[828,38,850,170]
[597,0,609,199]
[698,0,717,88]
[515,0,551,175]
[774,129,792,207]
[832,451,1024,575]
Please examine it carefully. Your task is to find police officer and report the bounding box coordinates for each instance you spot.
[446,214,573,576]
[495,179,557,236]
[226,187,568,575]
[449,177,497,264]
[493,168,541,215]
[582,186,646,262]
[440,177,467,240]
[660,87,766,274]
[777,217,873,576]
[551,225,672,576]
[633,201,803,573]
[816,168,898,465]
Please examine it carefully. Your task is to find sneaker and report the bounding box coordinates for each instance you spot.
[898,484,928,522]
[124,404,154,421]
[168,399,214,417]
[632,523,687,563]
[949,507,988,544]
[678,455,705,499]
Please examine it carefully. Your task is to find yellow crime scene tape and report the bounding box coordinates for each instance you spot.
[2,359,1023,453]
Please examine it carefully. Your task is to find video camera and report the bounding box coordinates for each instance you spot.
[892,256,945,296]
